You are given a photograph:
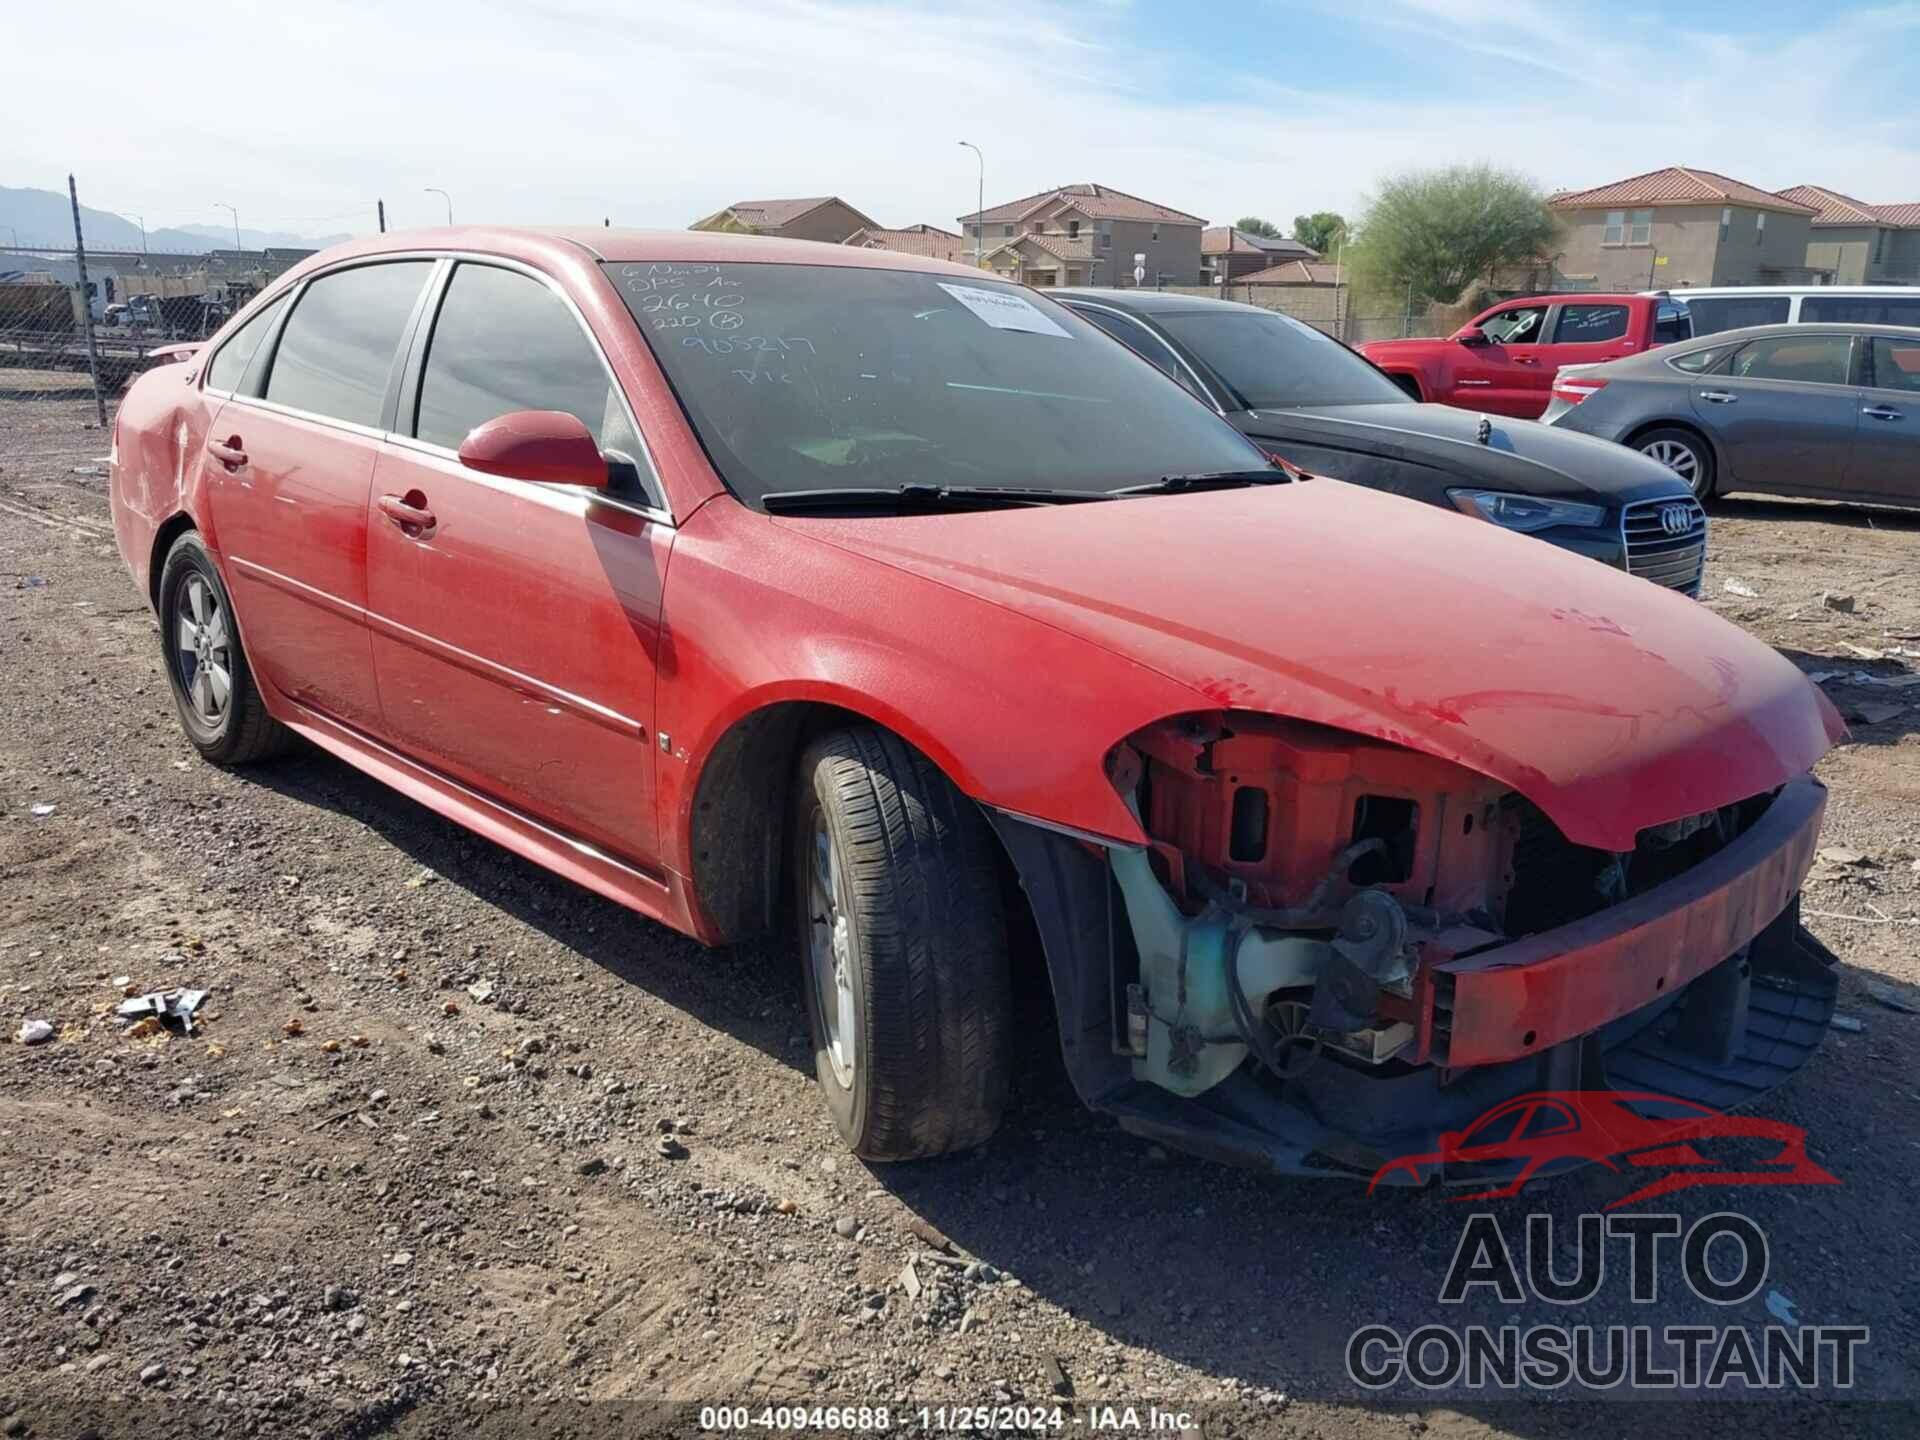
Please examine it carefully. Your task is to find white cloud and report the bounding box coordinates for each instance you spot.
[3,0,1916,243]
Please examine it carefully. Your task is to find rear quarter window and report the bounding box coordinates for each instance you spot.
[204,294,287,394]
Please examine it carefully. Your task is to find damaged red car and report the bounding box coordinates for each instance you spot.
[109,230,1847,1182]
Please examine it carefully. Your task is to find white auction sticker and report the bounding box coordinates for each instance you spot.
[937,283,1072,339]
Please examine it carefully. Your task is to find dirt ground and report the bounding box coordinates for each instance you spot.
[2,392,1917,1438]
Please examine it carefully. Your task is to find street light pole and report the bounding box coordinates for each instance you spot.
[214,203,240,253]
[958,141,983,267]
[134,215,147,255]
[426,188,453,226]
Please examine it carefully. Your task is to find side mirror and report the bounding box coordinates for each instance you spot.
[1455,325,1489,347]
[457,410,605,489]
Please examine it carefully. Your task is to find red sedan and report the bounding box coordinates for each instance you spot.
[110,229,1845,1170]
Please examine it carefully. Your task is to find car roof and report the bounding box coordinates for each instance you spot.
[272,225,995,282]
[1054,287,1276,318]
[1648,284,1920,298]
[1673,321,1920,344]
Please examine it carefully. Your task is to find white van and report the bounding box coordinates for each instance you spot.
[1659,285,1920,336]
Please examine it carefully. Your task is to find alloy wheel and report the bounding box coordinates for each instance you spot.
[1640,437,1700,485]
[806,810,858,1089]
[174,573,232,726]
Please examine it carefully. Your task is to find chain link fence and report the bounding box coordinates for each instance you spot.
[2,178,315,418]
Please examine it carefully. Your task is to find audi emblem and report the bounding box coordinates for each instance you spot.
[1658,503,1693,537]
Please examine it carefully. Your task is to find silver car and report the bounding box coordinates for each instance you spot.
[1542,323,1919,508]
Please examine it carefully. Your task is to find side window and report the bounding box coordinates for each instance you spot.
[204,293,287,393]
[264,262,432,428]
[1553,304,1629,343]
[1870,337,1920,394]
[1669,345,1731,375]
[1479,305,1547,344]
[1728,334,1854,386]
[1519,1103,1576,1141]
[414,264,646,474]
[1684,295,1790,336]
[1804,295,1920,326]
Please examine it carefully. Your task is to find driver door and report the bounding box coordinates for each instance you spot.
[1453,302,1549,417]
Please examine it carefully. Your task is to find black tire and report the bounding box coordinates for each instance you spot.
[156,530,291,765]
[1633,425,1716,501]
[791,727,1011,1161]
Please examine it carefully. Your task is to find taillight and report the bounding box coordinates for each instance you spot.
[1552,376,1608,406]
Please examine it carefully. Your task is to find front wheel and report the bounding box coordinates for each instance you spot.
[1634,427,1715,501]
[792,728,1011,1161]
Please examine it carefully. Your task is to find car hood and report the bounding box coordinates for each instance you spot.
[1238,402,1686,504]
[779,480,1841,851]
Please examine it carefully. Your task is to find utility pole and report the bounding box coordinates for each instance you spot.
[958,142,983,268]
[425,188,453,226]
[68,175,107,428]
[378,199,386,234]
[215,202,241,253]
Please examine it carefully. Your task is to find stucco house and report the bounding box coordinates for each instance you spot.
[1777,186,1920,285]
[1547,167,1826,290]
[959,183,1206,287]
[689,196,878,244]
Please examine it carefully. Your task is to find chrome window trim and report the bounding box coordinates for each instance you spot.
[203,248,672,520]
[381,431,676,529]
[1059,299,1225,412]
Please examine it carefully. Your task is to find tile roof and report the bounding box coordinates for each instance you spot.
[1776,185,1882,225]
[718,196,878,231]
[976,233,1097,266]
[1236,260,1341,285]
[843,225,973,262]
[1202,227,1318,258]
[1548,167,1815,216]
[1779,186,1920,228]
[963,183,1205,227]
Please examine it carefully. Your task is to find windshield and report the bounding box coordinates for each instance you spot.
[1152,309,1408,410]
[606,262,1264,506]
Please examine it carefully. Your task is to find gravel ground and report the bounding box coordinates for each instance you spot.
[2,392,1917,1438]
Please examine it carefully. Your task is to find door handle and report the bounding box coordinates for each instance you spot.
[1698,391,1738,404]
[1512,356,1539,365]
[1862,405,1903,421]
[379,492,437,539]
[205,435,248,470]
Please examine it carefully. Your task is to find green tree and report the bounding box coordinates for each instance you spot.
[1348,165,1555,305]
[1291,211,1348,255]
[1234,215,1281,238]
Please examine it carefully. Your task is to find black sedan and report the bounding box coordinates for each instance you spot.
[1054,289,1707,594]
[1542,323,1918,510]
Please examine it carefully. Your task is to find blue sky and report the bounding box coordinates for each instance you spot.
[6,0,1918,241]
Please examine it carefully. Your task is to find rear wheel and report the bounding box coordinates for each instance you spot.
[157,531,291,765]
[1634,426,1715,501]
[792,727,1011,1160]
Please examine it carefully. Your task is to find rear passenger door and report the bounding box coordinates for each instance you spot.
[1852,335,1920,504]
[365,259,673,866]
[205,260,434,730]
[1691,332,1860,494]
[1538,301,1640,376]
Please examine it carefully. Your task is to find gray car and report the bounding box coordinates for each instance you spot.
[1543,322,1920,508]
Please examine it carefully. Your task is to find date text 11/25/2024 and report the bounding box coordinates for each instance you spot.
[698,1404,1201,1432]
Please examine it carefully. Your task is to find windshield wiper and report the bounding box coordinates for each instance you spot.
[760,484,1103,514]
[1107,469,1291,497]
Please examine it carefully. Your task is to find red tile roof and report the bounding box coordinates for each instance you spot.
[1236,260,1341,286]
[715,196,878,231]
[844,225,973,263]
[1780,186,1920,228]
[964,183,1204,227]
[1548,167,1815,216]
[1776,185,1881,225]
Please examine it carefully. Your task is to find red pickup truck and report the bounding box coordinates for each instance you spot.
[1360,293,1692,419]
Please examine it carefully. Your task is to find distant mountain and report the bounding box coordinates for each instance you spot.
[0,186,351,255]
